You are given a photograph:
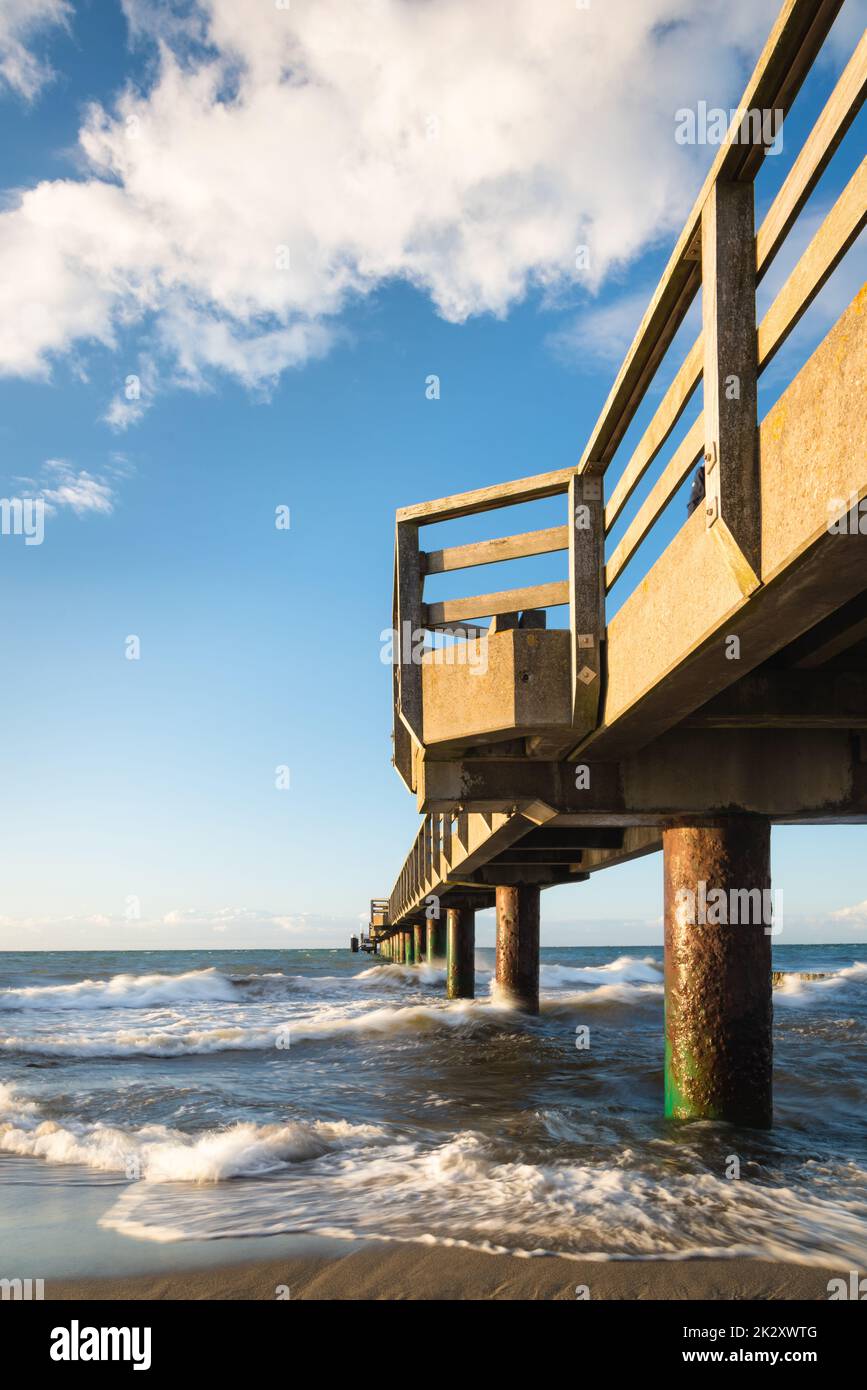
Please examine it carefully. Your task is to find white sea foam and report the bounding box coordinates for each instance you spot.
[774,960,867,1007]
[0,1084,388,1181]
[353,962,448,987]
[540,981,664,1013]
[539,955,662,987]
[0,967,238,1012]
[94,1124,867,1268]
[7,1078,864,1268]
[0,997,516,1058]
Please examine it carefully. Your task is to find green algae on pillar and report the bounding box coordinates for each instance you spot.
[413,922,424,965]
[663,818,772,1127]
[446,906,474,999]
[404,931,413,967]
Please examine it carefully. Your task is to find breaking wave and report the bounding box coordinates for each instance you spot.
[0,1082,387,1181]
[0,968,239,1012]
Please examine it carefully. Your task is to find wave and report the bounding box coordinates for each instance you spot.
[774,960,867,1007]
[0,967,239,1012]
[539,955,662,988]
[0,998,517,1058]
[95,1125,867,1267]
[352,963,447,987]
[0,1083,387,1181]
[540,981,664,1014]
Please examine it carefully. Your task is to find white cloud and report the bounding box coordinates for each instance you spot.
[103,394,147,431]
[1,0,854,402]
[0,0,70,100]
[6,456,133,517]
[101,356,160,430]
[37,458,116,515]
[831,900,867,927]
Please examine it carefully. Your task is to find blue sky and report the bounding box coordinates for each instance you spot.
[0,0,865,949]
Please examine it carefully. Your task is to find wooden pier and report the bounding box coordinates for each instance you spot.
[366,0,867,1127]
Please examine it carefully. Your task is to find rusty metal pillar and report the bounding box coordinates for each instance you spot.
[413,922,424,965]
[446,906,474,999]
[495,884,540,1014]
[664,818,772,1127]
[426,917,447,963]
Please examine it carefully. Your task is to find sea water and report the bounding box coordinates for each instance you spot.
[0,945,865,1272]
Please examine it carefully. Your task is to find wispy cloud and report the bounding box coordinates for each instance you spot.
[0,0,70,101]
[37,459,115,515]
[830,900,867,927]
[546,288,656,370]
[163,906,325,937]
[101,357,161,432]
[8,455,133,518]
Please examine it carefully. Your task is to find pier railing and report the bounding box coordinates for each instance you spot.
[388,0,867,920]
[392,0,865,790]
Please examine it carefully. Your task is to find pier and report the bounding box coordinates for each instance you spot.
[363,0,867,1127]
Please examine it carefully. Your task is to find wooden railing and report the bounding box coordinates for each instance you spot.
[602,14,866,593]
[391,0,866,796]
[392,466,605,788]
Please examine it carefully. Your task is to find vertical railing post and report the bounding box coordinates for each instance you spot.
[423,816,433,890]
[701,180,761,584]
[395,520,425,758]
[568,471,605,730]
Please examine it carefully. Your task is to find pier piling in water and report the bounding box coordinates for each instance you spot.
[663,818,772,1127]
[495,884,540,1014]
[413,922,424,965]
[446,906,475,999]
[426,918,447,963]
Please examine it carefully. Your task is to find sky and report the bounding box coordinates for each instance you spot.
[0,0,865,950]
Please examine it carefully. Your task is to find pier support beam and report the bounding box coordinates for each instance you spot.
[495,884,540,1013]
[663,818,772,1127]
[426,917,447,963]
[446,907,475,999]
[413,922,424,965]
[404,931,413,967]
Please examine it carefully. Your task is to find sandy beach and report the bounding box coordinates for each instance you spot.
[45,1245,841,1301]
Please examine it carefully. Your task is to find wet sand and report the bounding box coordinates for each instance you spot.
[45,1244,840,1301]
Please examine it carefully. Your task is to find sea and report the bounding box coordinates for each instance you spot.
[1,945,866,1278]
